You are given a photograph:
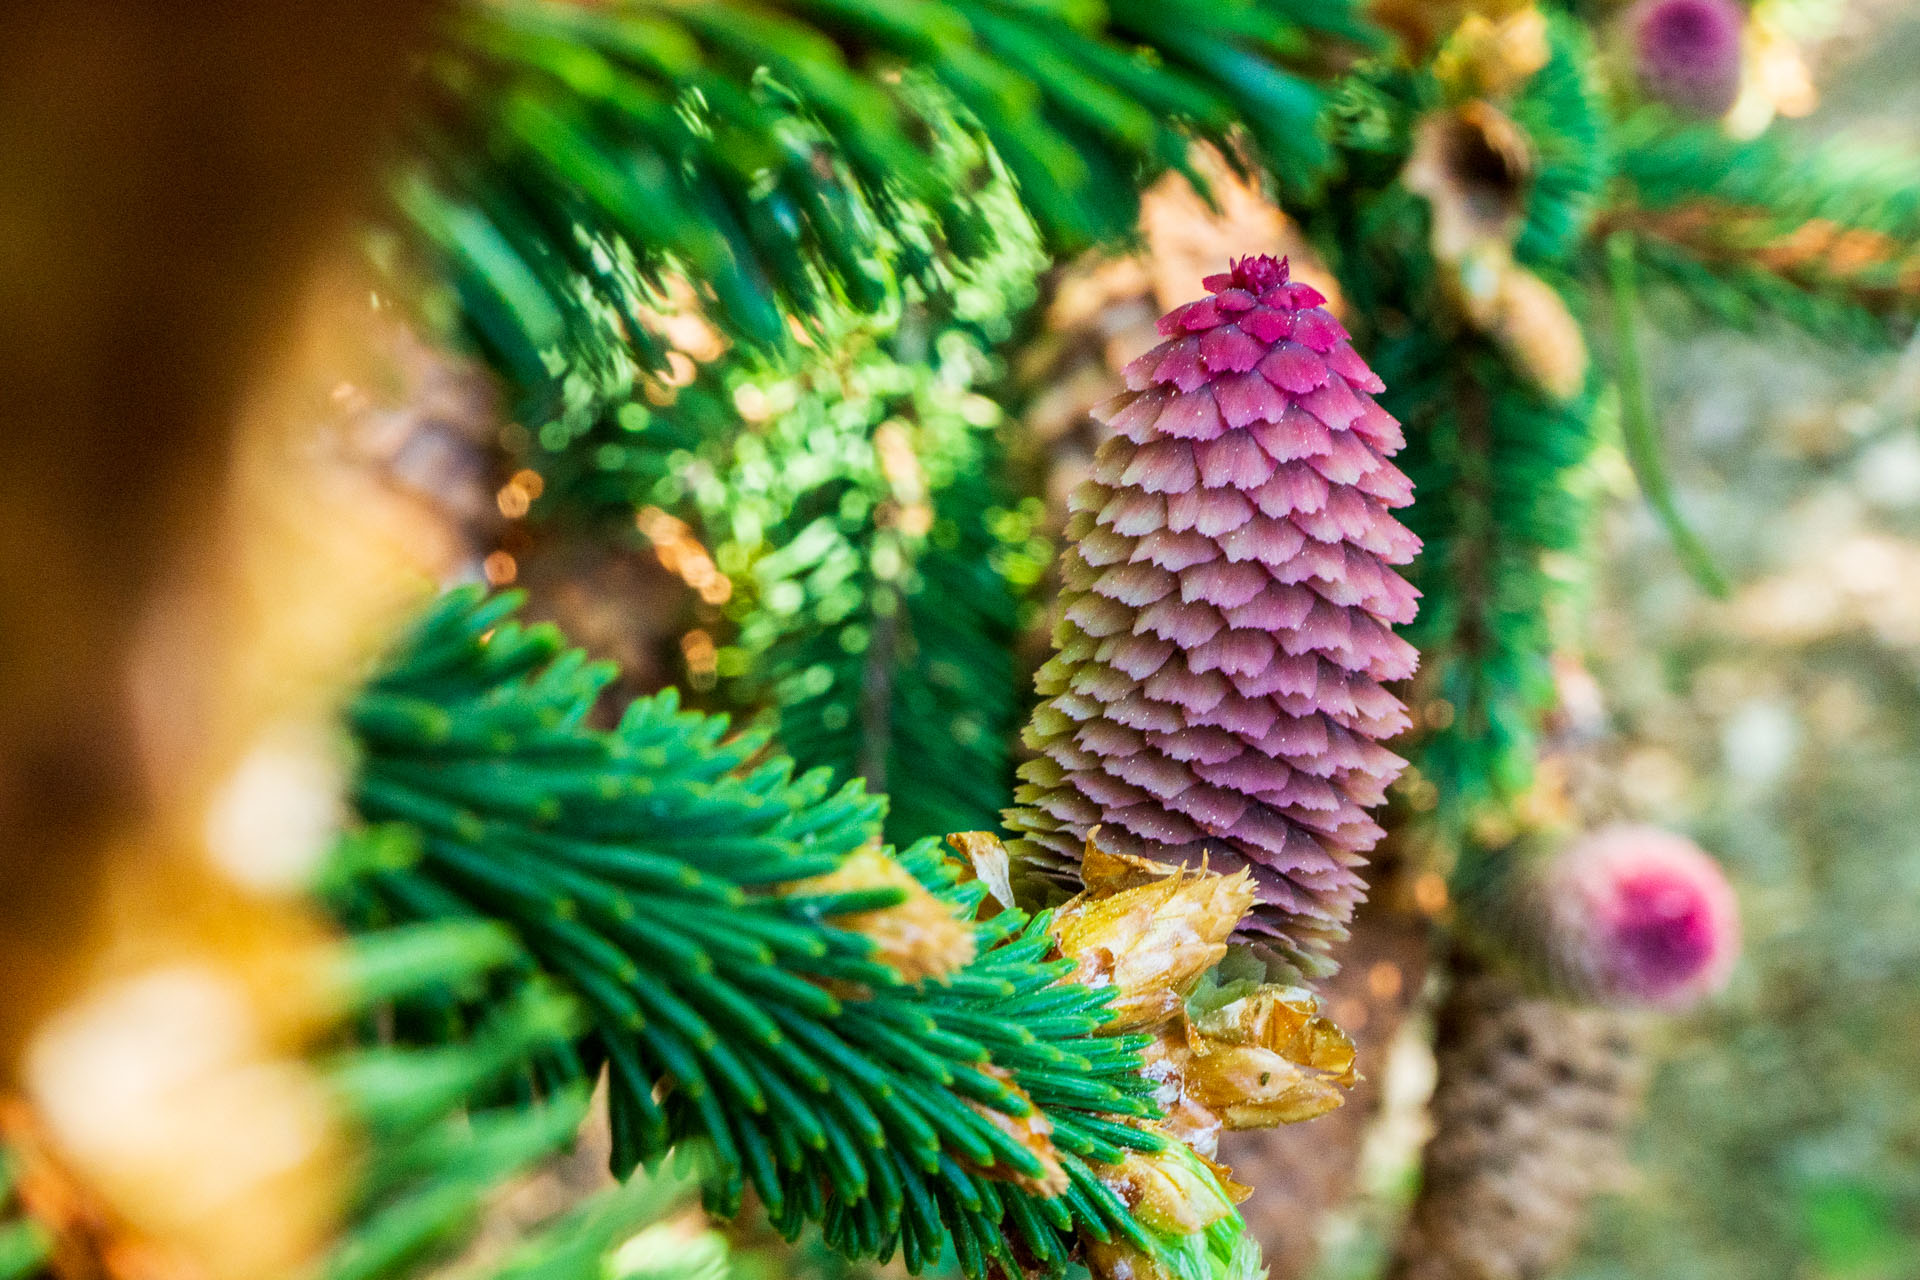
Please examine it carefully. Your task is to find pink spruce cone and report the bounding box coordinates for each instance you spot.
[1630,0,1746,118]
[1541,825,1740,1008]
[1006,255,1420,965]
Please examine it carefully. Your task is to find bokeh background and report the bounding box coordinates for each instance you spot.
[1312,9,1920,1274]
[3,2,1916,1279]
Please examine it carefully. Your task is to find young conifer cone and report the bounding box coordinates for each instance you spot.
[1007,255,1420,965]
[1384,966,1647,1280]
[1630,0,1746,118]
[1537,824,1740,1008]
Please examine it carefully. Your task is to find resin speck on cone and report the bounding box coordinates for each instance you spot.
[1006,256,1420,967]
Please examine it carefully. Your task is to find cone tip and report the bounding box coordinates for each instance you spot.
[1204,255,1291,295]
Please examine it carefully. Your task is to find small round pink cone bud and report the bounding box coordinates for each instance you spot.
[1006,256,1421,967]
[1544,825,1740,1008]
[1630,0,1746,118]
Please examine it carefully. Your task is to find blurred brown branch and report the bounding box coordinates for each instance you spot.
[1382,962,1646,1280]
[1597,201,1920,314]
[0,0,440,1051]
[0,10,455,1279]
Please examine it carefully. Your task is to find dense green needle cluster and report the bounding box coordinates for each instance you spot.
[332,588,1168,1278]
[1387,347,1601,830]
[328,920,763,1280]
[322,925,600,1280]
[1300,20,1610,837]
[388,0,1381,419]
[721,444,1046,849]
[515,176,1052,850]
[701,313,1051,848]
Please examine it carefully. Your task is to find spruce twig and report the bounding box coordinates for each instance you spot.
[335,588,1168,1278]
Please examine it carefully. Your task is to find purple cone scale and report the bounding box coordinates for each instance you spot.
[1630,0,1746,118]
[1006,256,1420,961]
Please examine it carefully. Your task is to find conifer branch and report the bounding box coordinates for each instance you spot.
[1389,349,1601,834]
[326,919,774,1280]
[1599,112,1920,345]
[1298,15,1612,835]
[332,588,1181,1278]
[390,0,1383,418]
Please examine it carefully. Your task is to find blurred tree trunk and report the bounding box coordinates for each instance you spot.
[0,0,440,1049]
